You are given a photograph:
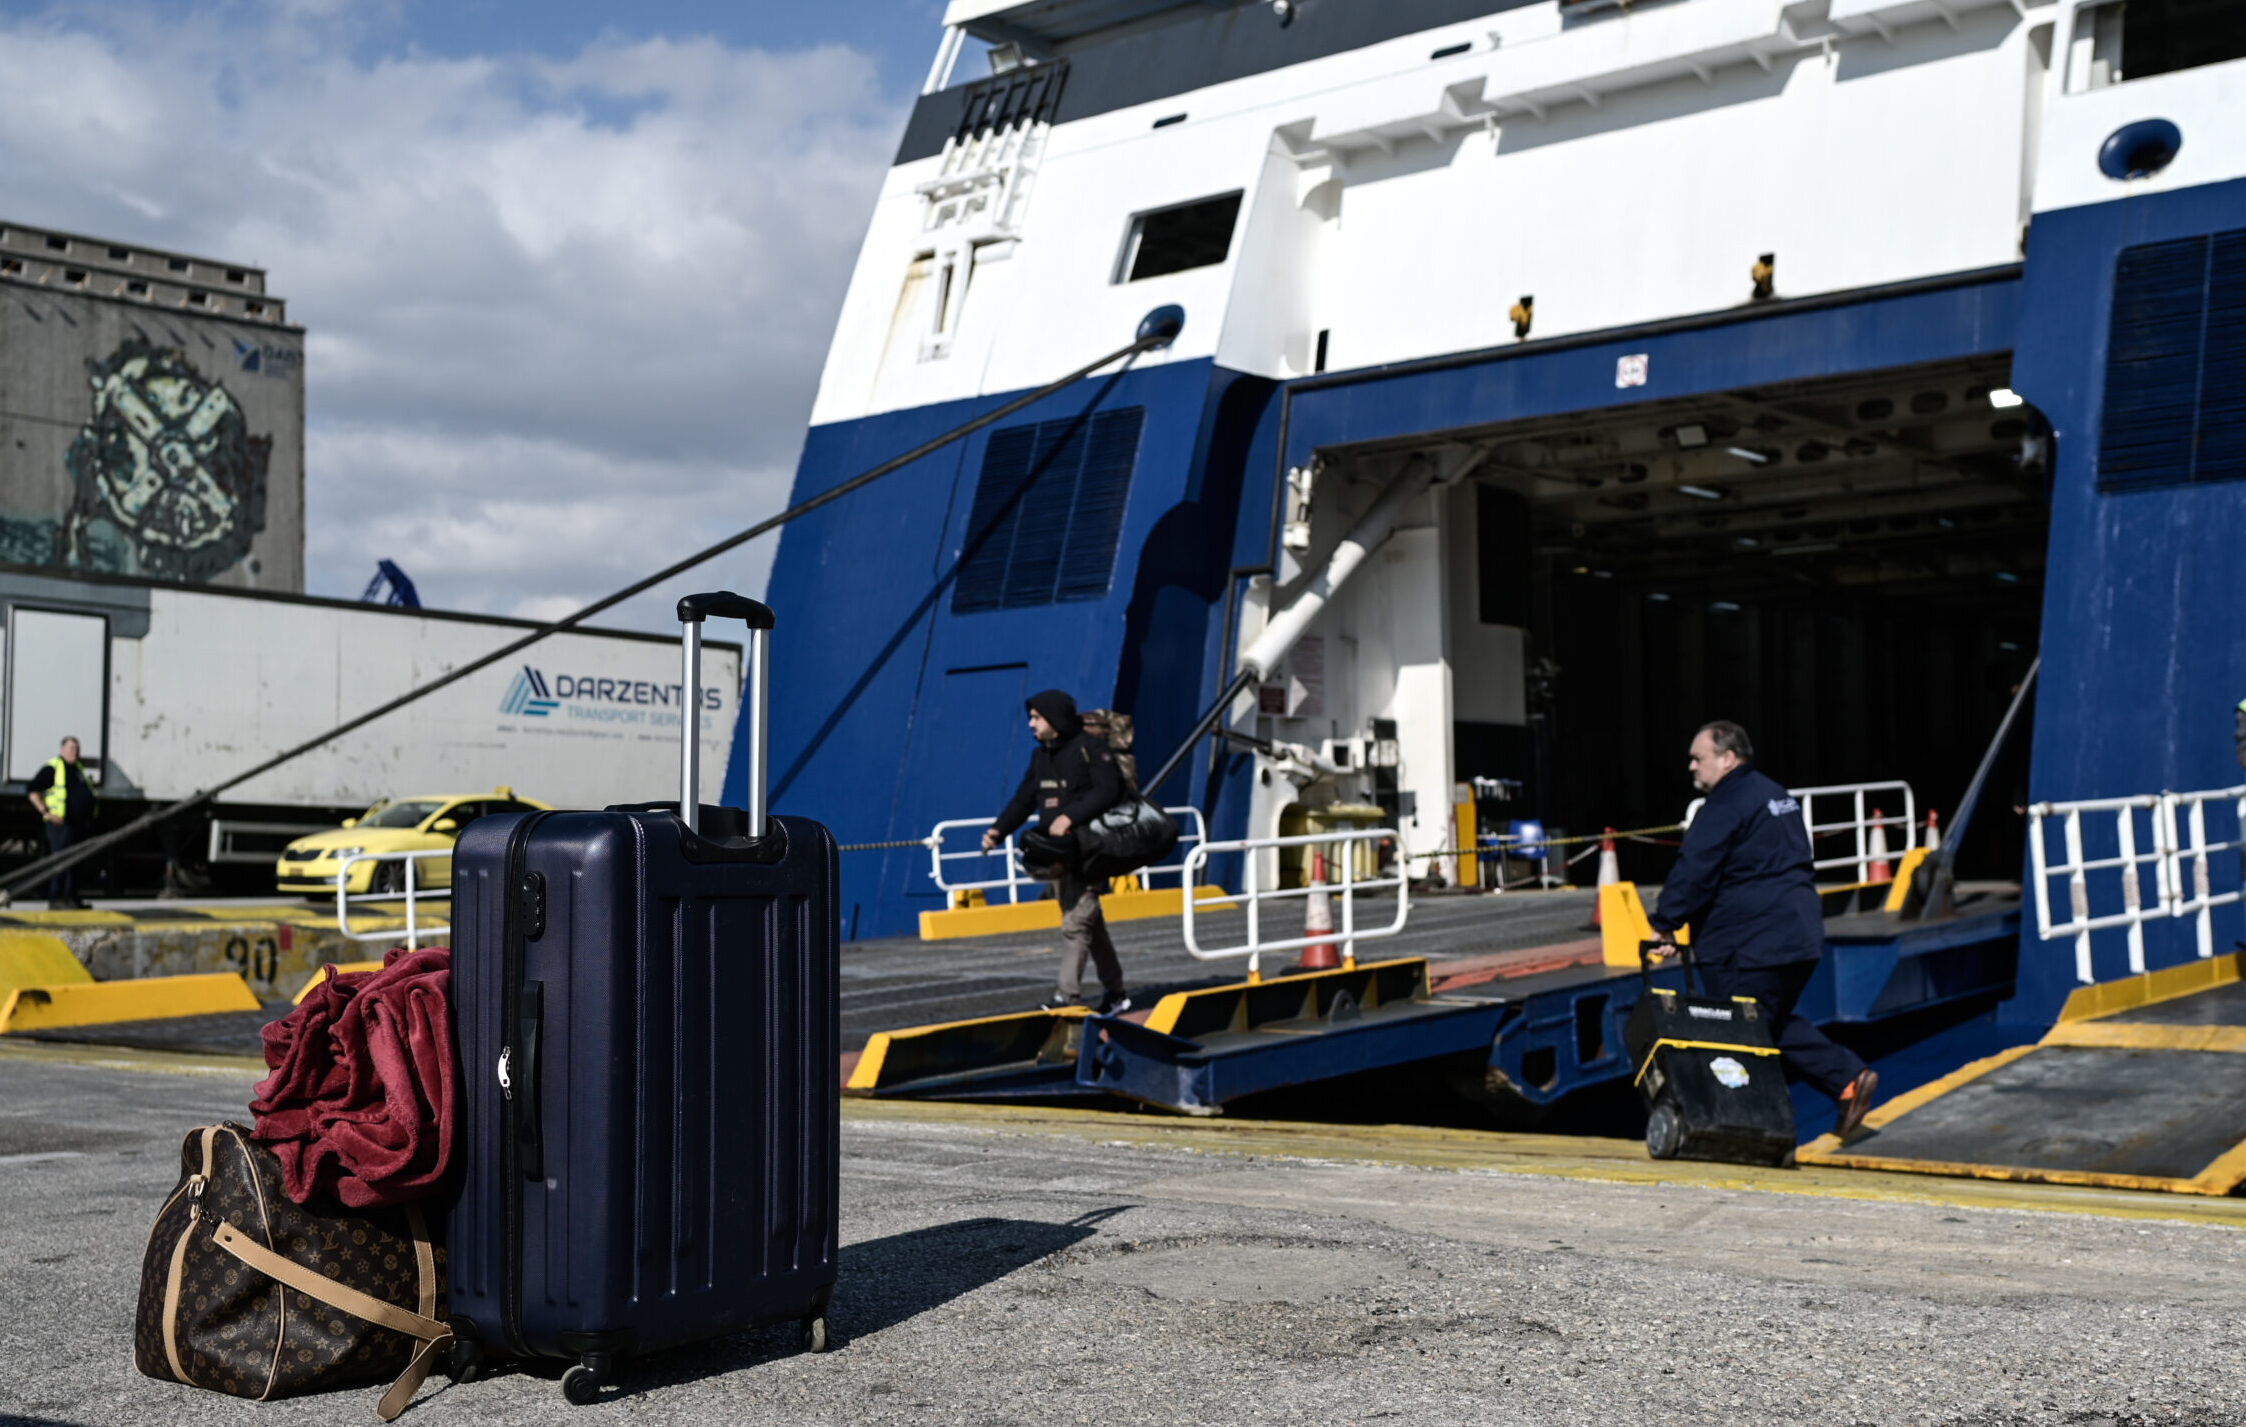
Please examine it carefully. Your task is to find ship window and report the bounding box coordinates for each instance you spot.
[2097,229,2246,492]
[953,407,1146,613]
[1117,192,1242,283]
[2066,0,2246,89]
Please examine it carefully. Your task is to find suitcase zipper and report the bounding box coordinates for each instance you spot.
[496,810,550,1358]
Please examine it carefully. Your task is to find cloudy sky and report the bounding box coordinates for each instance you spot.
[0,0,951,629]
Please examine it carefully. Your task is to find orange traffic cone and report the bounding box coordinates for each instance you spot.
[1588,827,1619,930]
[1867,809,1892,883]
[1300,849,1340,970]
[1925,808,1941,855]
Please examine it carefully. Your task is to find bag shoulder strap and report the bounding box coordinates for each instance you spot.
[211,1221,450,1422]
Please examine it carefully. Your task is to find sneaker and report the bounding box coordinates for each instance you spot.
[1033,992,1081,1012]
[1834,1068,1880,1140]
[1096,991,1133,1016]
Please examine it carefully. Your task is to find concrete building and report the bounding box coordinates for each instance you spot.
[0,220,304,592]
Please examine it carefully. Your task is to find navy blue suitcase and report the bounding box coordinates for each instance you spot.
[444,592,840,1405]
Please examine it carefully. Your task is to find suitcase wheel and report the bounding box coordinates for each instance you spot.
[800,1314,831,1354]
[561,1354,613,1406]
[1645,1100,1683,1160]
[446,1338,486,1385]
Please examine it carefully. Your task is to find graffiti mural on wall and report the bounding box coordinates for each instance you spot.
[59,341,272,581]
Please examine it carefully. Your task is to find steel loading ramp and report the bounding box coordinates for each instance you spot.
[1800,952,2246,1194]
[1077,959,1507,1115]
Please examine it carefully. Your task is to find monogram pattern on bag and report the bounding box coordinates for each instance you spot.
[134,1124,447,1403]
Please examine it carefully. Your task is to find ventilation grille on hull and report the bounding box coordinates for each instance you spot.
[953,407,1144,613]
[2099,228,2246,492]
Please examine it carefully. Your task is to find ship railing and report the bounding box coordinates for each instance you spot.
[2030,786,2246,982]
[1684,780,1917,881]
[1182,828,1408,984]
[926,806,1209,905]
[334,849,450,950]
[208,818,335,866]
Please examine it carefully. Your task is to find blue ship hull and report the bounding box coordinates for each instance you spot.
[741,177,2246,1046]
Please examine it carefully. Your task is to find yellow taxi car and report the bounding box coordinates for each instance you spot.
[275,787,551,896]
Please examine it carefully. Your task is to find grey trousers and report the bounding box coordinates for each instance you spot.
[1056,873,1124,1000]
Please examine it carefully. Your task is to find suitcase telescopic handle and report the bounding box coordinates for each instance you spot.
[678,591,776,839]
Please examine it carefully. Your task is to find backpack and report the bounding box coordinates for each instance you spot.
[1081,709,1137,791]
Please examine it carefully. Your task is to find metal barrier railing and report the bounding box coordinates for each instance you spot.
[335,849,450,950]
[208,818,333,866]
[1795,781,1917,880]
[2029,786,2246,982]
[1182,827,1408,982]
[925,806,1208,905]
[2163,787,2246,958]
[1684,780,1917,881]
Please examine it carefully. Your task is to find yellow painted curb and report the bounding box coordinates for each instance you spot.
[290,960,390,1005]
[0,972,261,1034]
[2057,949,2246,1023]
[920,885,1232,940]
[0,930,93,1004]
[0,909,134,927]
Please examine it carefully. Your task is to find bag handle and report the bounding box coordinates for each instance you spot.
[212,1219,451,1422]
[677,591,775,839]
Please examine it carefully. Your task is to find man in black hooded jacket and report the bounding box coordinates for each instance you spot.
[985,690,1129,1012]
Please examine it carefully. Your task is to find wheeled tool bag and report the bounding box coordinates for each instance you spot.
[444,592,840,1406]
[1624,942,1795,1167]
[135,1123,451,1421]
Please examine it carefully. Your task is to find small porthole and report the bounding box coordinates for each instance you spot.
[1430,41,1471,59]
[1151,113,1186,129]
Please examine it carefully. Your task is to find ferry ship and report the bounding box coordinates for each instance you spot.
[736,0,2246,1036]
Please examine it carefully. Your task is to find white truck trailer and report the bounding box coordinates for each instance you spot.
[0,565,740,892]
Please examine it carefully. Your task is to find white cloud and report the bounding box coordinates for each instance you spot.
[0,5,904,628]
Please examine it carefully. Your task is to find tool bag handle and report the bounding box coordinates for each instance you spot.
[1636,937,1701,995]
[677,591,775,838]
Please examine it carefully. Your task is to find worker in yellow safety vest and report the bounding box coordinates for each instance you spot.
[24,736,95,909]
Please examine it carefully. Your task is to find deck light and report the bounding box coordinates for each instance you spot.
[1669,423,1709,449]
[1710,601,1742,612]
[1676,484,1726,500]
[1725,446,1773,465]
[1986,388,2025,408]
[1646,592,1671,602]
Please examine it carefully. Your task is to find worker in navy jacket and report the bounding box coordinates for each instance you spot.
[1647,721,1879,1138]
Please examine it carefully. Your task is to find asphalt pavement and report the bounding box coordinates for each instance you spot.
[5,1041,2244,1427]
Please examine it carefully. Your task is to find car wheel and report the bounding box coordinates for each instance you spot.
[373,862,405,897]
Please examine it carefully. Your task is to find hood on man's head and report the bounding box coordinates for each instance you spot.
[1026,689,1081,739]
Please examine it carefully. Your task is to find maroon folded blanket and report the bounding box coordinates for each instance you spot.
[250,948,455,1208]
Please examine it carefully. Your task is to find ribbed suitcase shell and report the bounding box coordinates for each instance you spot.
[445,805,839,1369]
